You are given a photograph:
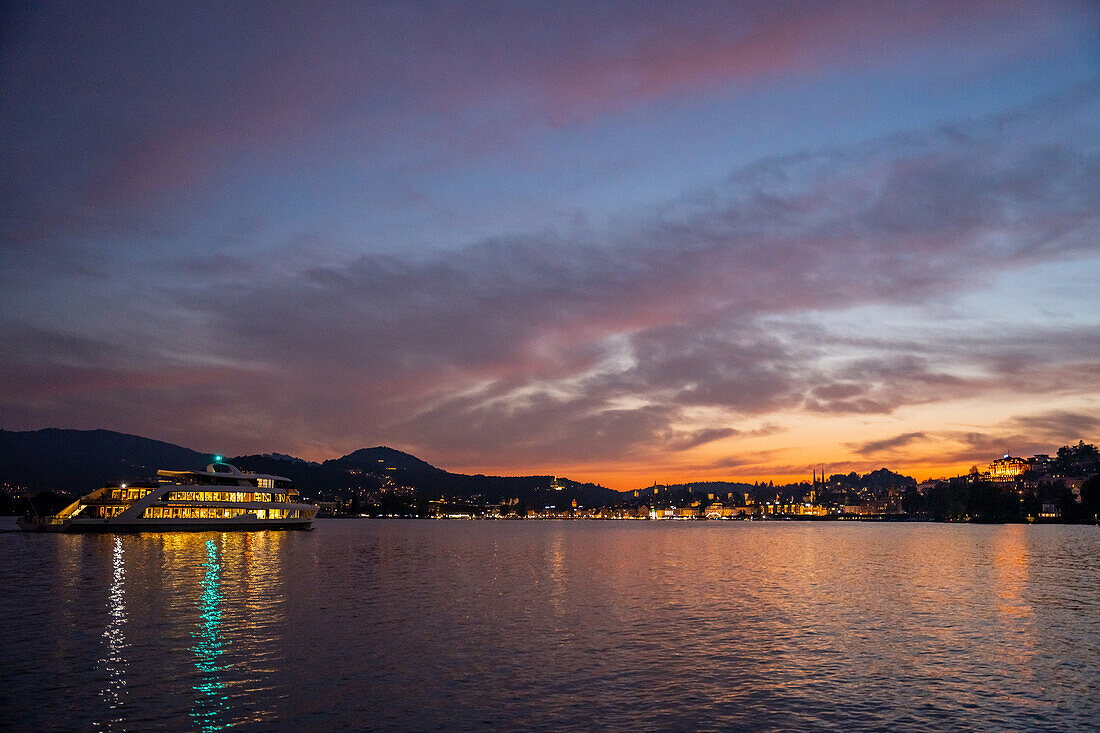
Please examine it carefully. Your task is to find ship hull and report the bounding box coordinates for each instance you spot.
[59,518,314,533]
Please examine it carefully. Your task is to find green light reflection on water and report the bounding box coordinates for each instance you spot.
[191,539,229,732]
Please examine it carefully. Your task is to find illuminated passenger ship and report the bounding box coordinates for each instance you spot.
[19,461,317,532]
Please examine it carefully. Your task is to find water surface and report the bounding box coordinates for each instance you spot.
[2,519,1098,730]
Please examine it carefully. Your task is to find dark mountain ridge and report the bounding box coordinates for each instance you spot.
[625,480,759,507]
[0,428,209,492]
[0,429,620,508]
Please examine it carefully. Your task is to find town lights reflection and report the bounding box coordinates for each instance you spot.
[97,536,128,730]
[191,539,229,732]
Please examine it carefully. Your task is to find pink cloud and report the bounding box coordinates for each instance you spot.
[64,1,1087,210]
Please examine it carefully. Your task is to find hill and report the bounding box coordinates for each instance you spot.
[235,445,621,508]
[0,429,621,511]
[0,428,209,493]
[624,480,759,507]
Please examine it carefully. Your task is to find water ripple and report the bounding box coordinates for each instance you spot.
[1,520,1098,730]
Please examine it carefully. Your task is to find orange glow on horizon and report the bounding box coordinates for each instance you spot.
[440,458,985,492]
[233,394,1095,493]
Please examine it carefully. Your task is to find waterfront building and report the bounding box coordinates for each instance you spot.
[704,502,736,519]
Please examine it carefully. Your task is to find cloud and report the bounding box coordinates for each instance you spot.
[853,432,931,455]
[384,388,686,465]
[665,427,741,451]
[940,432,1062,465]
[534,0,1086,123]
[850,409,1100,468]
[1003,411,1100,444]
[212,95,1095,336]
[187,94,1096,459]
[4,0,1093,251]
[2,84,1098,471]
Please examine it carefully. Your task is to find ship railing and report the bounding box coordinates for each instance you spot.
[80,497,134,507]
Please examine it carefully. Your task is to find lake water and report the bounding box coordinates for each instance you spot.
[2,518,1098,731]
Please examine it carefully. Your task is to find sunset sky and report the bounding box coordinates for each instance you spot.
[2,1,1098,489]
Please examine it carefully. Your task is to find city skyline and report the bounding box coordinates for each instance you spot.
[2,2,1099,490]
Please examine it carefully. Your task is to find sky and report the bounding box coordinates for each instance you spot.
[2,1,1099,489]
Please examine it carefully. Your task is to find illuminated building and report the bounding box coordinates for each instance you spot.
[704,502,734,519]
[988,455,1030,482]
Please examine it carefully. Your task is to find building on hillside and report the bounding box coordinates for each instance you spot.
[1028,454,1053,473]
[988,455,1030,482]
[916,480,941,494]
[1060,476,1086,502]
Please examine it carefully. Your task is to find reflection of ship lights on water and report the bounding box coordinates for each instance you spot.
[191,539,229,732]
[97,536,128,730]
